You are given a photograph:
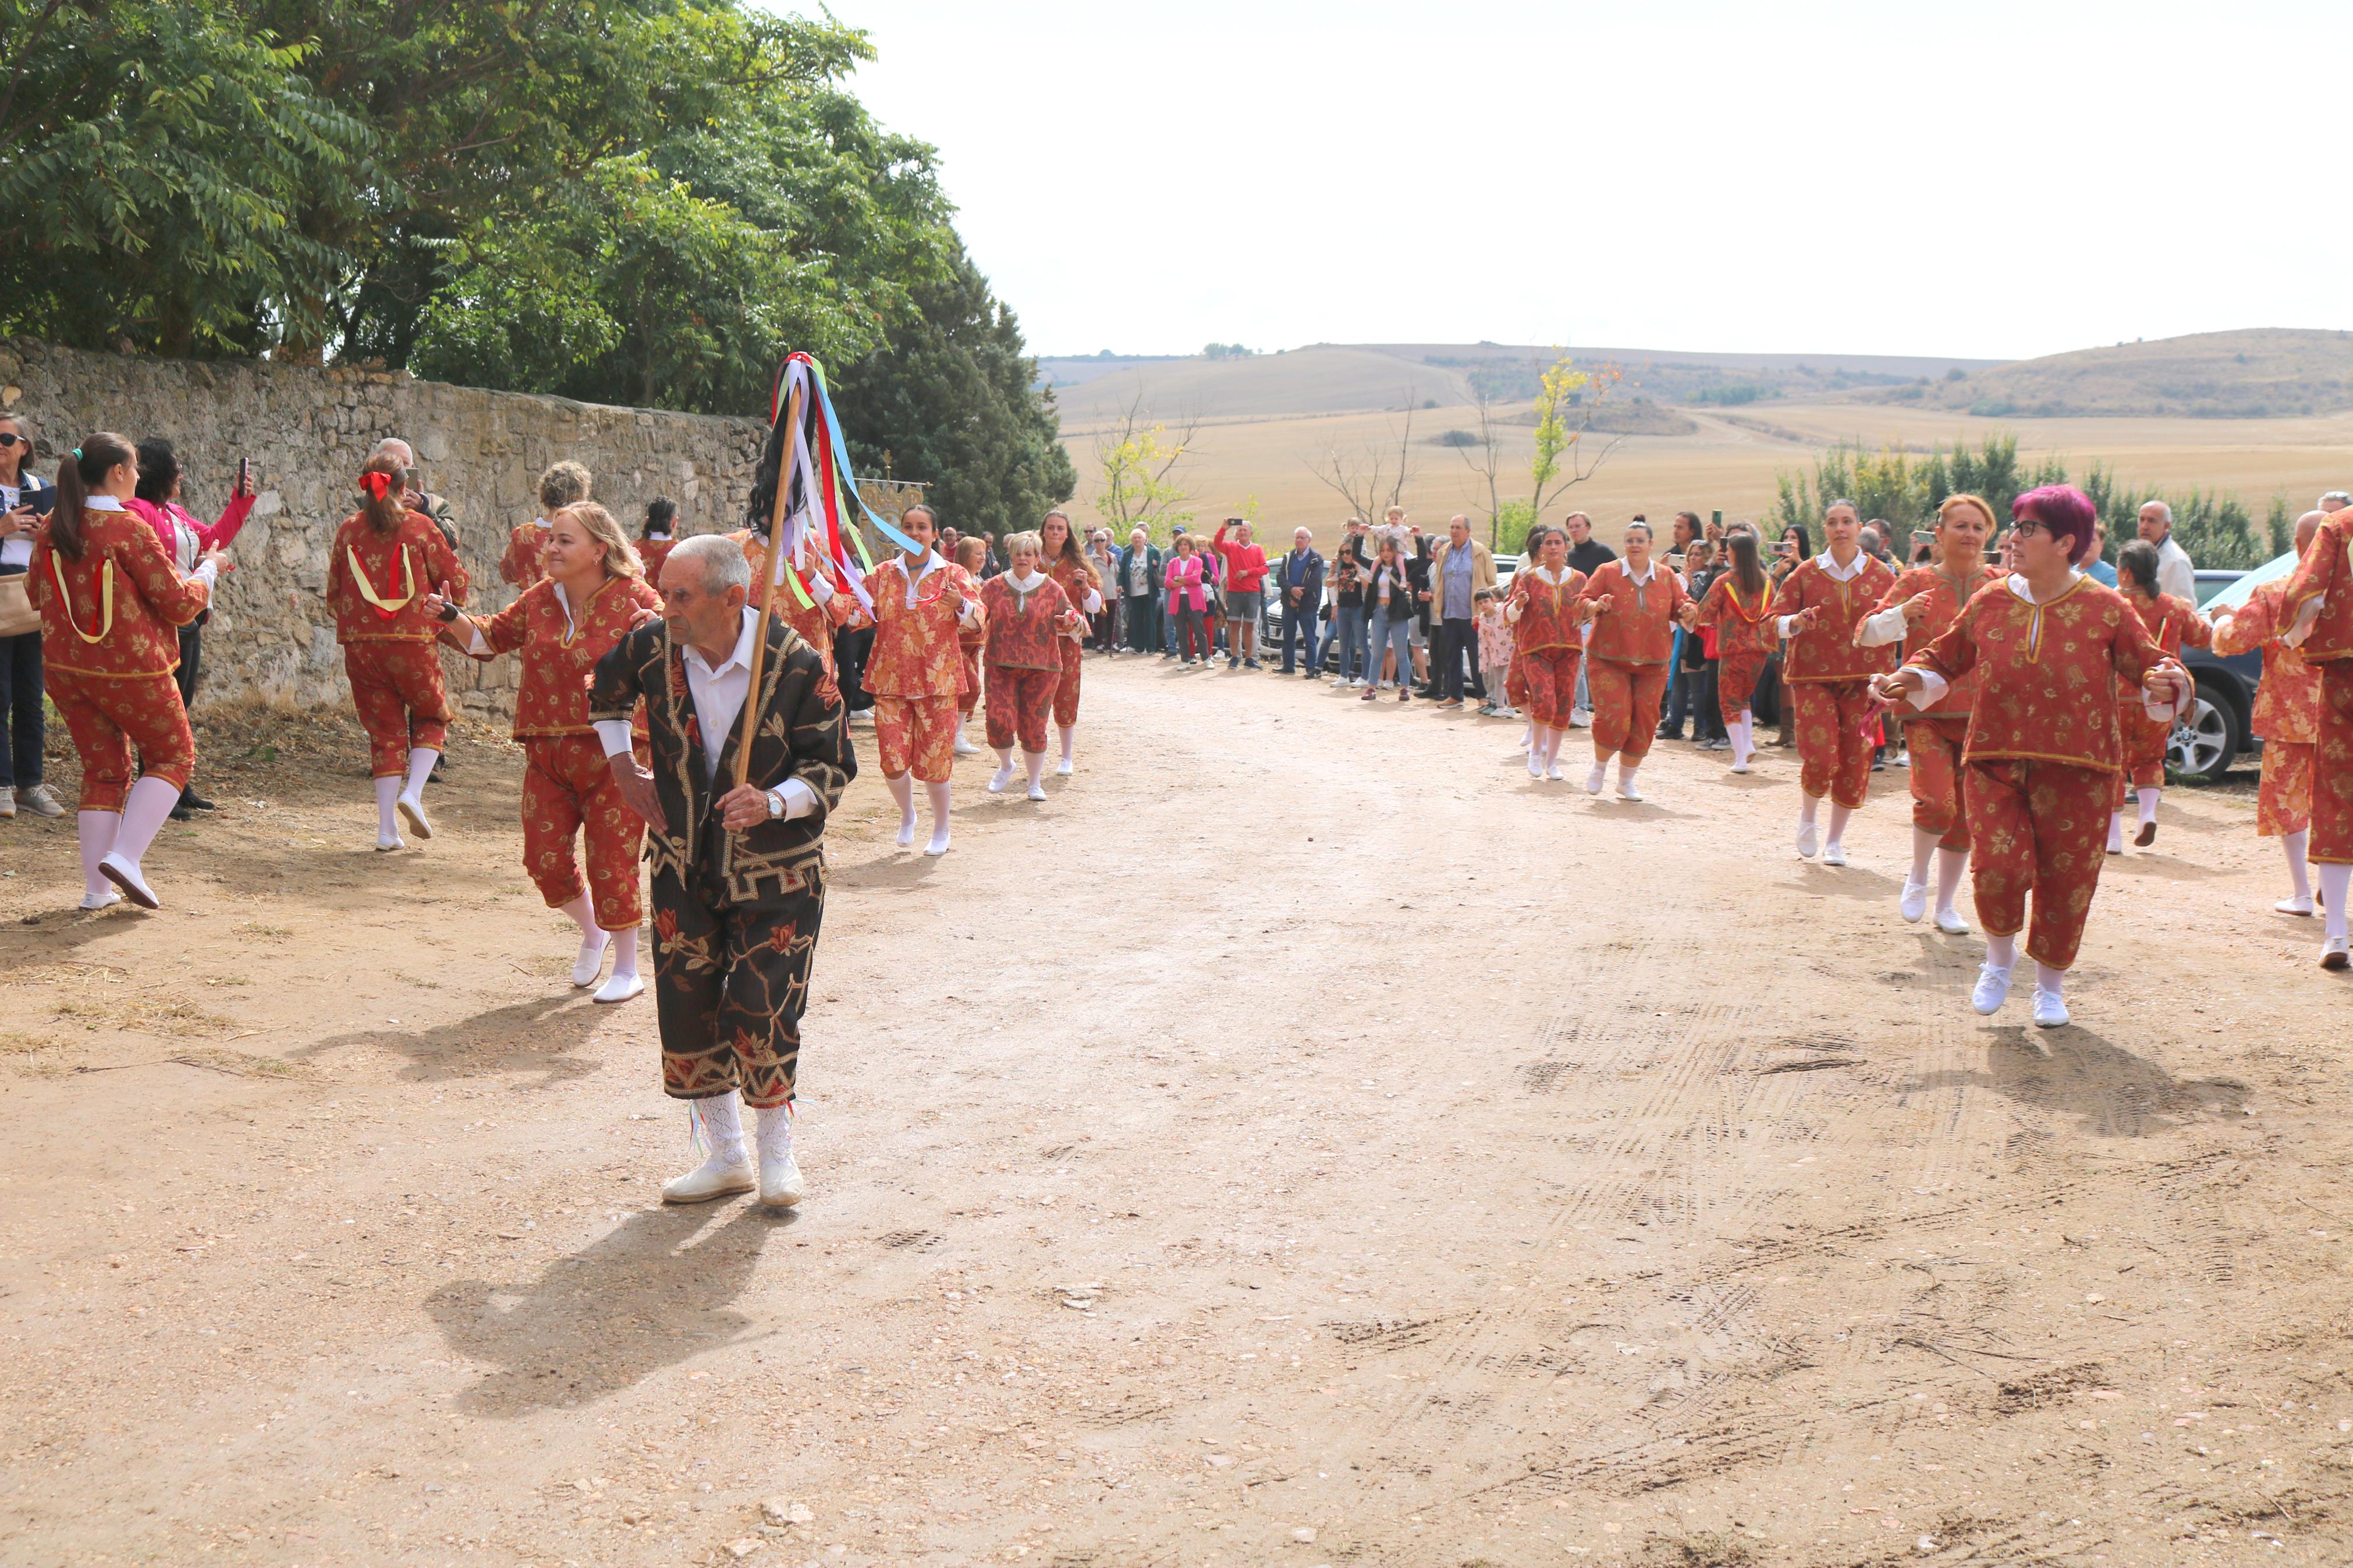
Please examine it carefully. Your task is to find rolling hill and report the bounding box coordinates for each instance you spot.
[1861,328,2353,419]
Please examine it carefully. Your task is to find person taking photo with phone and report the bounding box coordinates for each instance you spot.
[129,438,255,817]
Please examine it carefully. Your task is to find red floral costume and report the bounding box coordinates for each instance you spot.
[1504,566,1588,729]
[499,520,551,588]
[1906,575,2173,969]
[730,530,858,680]
[1695,574,1778,724]
[979,574,1081,752]
[1045,554,1098,726]
[863,552,980,783]
[2283,509,2353,864]
[956,614,986,720]
[1873,563,2004,848]
[473,575,666,931]
[636,536,677,586]
[2112,591,2212,798]
[328,510,469,777]
[1580,560,1688,761]
[2213,579,2321,836]
[1773,553,1900,809]
[27,508,211,810]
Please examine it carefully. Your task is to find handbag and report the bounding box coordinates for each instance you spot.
[0,573,36,638]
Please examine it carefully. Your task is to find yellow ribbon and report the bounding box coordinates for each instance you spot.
[48,553,113,643]
[347,544,417,618]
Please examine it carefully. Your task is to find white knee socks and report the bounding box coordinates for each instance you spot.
[114,775,180,872]
[1799,794,1820,830]
[2035,961,2066,1000]
[2136,787,2160,826]
[2322,863,2352,941]
[1022,750,1048,799]
[1986,931,2018,973]
[560,891,609,984]
[374,776,401,839]
[924,779,953,854]
[754,1101,794,1165]
[1935,847,1968,920]
[1730,713,1754,766]
[77,811,119,899]
[2284,828,2313,903]
[1825,802,1853,856]
[608,926,638,983]
[1058,724,1075,764]
[2107,812,2125,853]
[691,1091,747,1165]
[885,771,916,845]
[1910,826,1938,888]
[1586,756,1609,794]
[403,746,436,803]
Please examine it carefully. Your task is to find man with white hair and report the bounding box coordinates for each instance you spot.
[369,436,460,553]
[591,534,856,1207]
[2136,500,2196,603]
[2320,491,2351,515]
[1272,525,1325,675]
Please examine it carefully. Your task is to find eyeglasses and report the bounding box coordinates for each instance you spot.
[0,433,20,449]
[2009,519,2046,539]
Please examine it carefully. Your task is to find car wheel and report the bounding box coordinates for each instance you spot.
[2167,678,2240,782]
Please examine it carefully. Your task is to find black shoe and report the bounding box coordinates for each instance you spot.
[169,801,195,822]
[1656,726,1683,741]
[430,760,449,782]
[1244,657,1262,670]
[180,789,218,811]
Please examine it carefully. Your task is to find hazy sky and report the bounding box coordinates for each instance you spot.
[844,1,2348,364]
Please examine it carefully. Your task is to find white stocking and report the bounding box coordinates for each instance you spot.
[1799,794,1820,830]
[754,1102,794,1165]
[885,770,916,845]
[2284,828,2312,902]
[1909,826,1938,888]
[924,779,953,855]
[690,1091,747,1165]
[374,776,400,837]
[77,811,119,898]
[1935,847,1969,919]
[607,925,639,983]
[1023,750,1048,788]
[403,746,437,802]
[1058,724,1076,764]
[2107,812,2125,853]
[559,889,599,938]
[1731,712,1754,765]
[1985,931,2018,972]
[1825,802,1853,854]
[2322,863,2351,941]
[2136,786,2160,826]
[114,775,180,870]
[2034,961,2067,998]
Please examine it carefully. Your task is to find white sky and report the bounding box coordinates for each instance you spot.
[840,0,2350,363]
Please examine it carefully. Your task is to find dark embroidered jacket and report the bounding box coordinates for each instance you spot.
[589,616,855,907]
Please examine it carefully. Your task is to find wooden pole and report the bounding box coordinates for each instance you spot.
[733,374,808,796]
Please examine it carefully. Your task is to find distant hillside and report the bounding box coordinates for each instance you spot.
[1858,328,2353,418]
[1049,346,1472,428]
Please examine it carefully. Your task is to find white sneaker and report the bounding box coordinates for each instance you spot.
[662,1153,755,1204]
[1899,880,1928,921]
[2323,936,2351,971]
[2032,988,2070,1028]
[1545,761,1565,783]
[97,853,159,909]
[572,935,609,987]
[1584,765,1606,796]
[1795,820,1819,859]
[18,783,63,817]
[1934,908,1971,936]
[952,735,981,757]
[396,793,434,841]
[1026,780,1048,802]
[375,829,406,852]
[2276,896,2315,916]
[1616,777,1644,802]
[592,970,644,1005]
[1055,757,1074,777]
[986,766,1014,794]
[78,888,122,911]
[1822,842,1847,867]
[758,1153,807,1210]
[1971,962,2013,1016]
[1569,709,1593,728]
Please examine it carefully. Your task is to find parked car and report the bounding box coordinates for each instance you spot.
[2170,557,2297,781]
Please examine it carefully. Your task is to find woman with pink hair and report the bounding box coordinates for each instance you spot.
[1872,485,2194,1029]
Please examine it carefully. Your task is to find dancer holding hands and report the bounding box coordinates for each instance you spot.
[1685,524,1778,776]
[1038,509,1102,775]
[2279,500,2353,967]
[2105,538,2212,852]
[2210,510,2326,915]
[978,530,1085,800]
[1579,520,1689,801]
[1502,525,1590,781]
[1773,501,1898,864]
[860,504,981,855]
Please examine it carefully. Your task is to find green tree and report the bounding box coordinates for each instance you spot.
[1087,385,1198,545]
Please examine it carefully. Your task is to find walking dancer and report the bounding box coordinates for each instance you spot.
[861,503,981,855]
[2106,539,2212,852]
[28,433,228,909]
[1854,495,2003,927]
[2280,500,2353,967]
[591,535,855,1207]
[1501,525,1590,781]
[950,537,989,755]
[326,454,468,851]
[2210,510,2326,915]
[730,524,857,679]
[1687,524,1777,776]
[1772,501,1898,863]
[428,504,663,1002]
[499,461,591,586]
[979,531,1084,801]
[1873,484,2193,1026]
[1038,509,1102,774]
[1579,520,1690,801]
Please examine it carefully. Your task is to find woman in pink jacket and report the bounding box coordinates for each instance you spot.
[129,438,254,816]
[1165,534,1209,664]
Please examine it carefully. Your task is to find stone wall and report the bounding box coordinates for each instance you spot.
[0,339,769,717]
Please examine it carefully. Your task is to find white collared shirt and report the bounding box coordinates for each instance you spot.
[1778,549,1865,637]
[595,606,814,818]
[1621,558,1658,587]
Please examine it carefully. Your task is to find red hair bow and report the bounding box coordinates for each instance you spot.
[358,471,394,500]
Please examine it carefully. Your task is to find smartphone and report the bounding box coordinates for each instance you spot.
[23,487,54,515]
[1910,530,1935,549]
[1711,510,1723,528]
[239,456,251,496]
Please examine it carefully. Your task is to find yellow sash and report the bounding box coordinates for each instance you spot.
[48,553,113,643]
[347,544,417,618]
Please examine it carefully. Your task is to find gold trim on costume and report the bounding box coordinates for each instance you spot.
[347,544,417,616]
[48,554,113,643]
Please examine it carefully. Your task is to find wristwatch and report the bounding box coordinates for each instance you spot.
[764,787,786,820]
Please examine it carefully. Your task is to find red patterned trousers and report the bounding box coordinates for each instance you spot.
[1791,680,1876,809]
[986,664,1057,753]
[1717,649,1767,724]
[1518,646,1582,730]
[2114,698,2173,796]
[1964,759,2111,970]
[1055,639,1083,726]
[343,640,451,777]
[1587,658,1667,762]
[2259,739,2313,837]
[956,646,982,720]
[521,734,647,931]
[1905,714,1972,849]
[2316,664,2353,863]
[48,669,193,812]
[872,692,957,783]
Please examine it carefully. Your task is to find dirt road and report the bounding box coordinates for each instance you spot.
[2,657,2346,1567]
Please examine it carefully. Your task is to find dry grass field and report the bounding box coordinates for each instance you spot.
[1052,337,2353,549]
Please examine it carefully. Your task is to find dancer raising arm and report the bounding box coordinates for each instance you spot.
[2106,538,2212,852]
[325,454,468,851]
[978,530,1087,800]
[426,504,663,1002]
[1854,495,2004,927]
[2210,510,2327,916]
[860,504,981,856]
[1038,509,1102,774]
[1579,520,1690,801]
[1685,524,1777,776]
[1772,500,1898,865]
[1502,525,1591,781]
[1872,484,2193,1026]
[29,433,229,909]
[2278,499,2353,967]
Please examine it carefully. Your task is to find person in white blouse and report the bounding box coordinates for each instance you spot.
[2136,500,2197,603]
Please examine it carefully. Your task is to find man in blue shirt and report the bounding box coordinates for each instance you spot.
[1273,527,1325,675]
[2081,515,2118,586]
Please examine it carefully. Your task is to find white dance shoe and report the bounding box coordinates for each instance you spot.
[952,734,981,757]
[1526,753,1543,779]
[758,1153,807,1210]
[1822,842,1847,867]
[376,829,406,852]
[98,853,159,910]
[924,826,952,856]
[986,766,1014,794]
[592,970,644,1005]
[78,888,123,912]
[2322,936,2351,972]
[1025,780,1049,802]
[1971,963,2013,1016]
[1545,760,1565,783]
[1729,759,1751,775]
[1898,880,1928,922]
[1055,757,1074,777]
[1616,777,1644,802]
[1934,908,1971,936]
[2032,988,2070,1028]
[572,936,609,987]
[396,793,434,841]
[895,815,917,847]
[662,1153,755,1204]
[1795,821,1819,859]
[1584,764,1607,795]
[2276,896,2314,916]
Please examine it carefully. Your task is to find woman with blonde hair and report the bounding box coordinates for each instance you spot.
[327,453,469,851]
[979,529,1085,799]
[500,460,592,586]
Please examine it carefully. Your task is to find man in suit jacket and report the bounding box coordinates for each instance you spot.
[1423,515,1496,706]
[1273,527,1326,675]
[1116,527,1164,654]
[594,534,855,1212]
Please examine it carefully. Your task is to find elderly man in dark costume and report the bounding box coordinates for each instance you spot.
[591,533,855,1208]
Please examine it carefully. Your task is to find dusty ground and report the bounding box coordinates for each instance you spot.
[2,656,2348,1568]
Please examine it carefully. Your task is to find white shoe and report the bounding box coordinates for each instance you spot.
[895,815,917,847]
[1569,709,1593,728]
[924,827,952,856]
[592,970,644,1004]
[1026,780,1048,802]
[2106,818,2124,855]
[1526,753,1544,779]
[97,853,158,909]
[1729,760,1751,774]
[396,793,433,841]
[1795,821,1819,859]
[2323,936,2351,971]
[1971,962,2013,1015]
[18,783,63,817]
[1899,880,1928,922]
[572,935,609,987]
[1934,908,1971,936]
[2276,896,2315,916]
[1545,761,1566,783]
[375,830,406,852]
[1822,842,1846,867]
[0,785,13,817]
[952,735,981,757]
[661,1153,755,1204]
[1584,765,1606,796]
[78,888,123,911]
[986,766,1014,794]
[1616,777,1644,802]
[2032,987,2069,1027]
[1055,757,1074,777]
[758,1153,807,1210]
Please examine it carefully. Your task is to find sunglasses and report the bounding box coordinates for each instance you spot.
[0,433,21,449]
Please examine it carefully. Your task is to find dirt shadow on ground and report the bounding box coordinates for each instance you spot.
[2099,852,2231,881]
[426,1202,786,1416]
[829,851,943,893]
[294,993,612,1087]
[1792,864,1900,899]
[1917,1026,2249,1137]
